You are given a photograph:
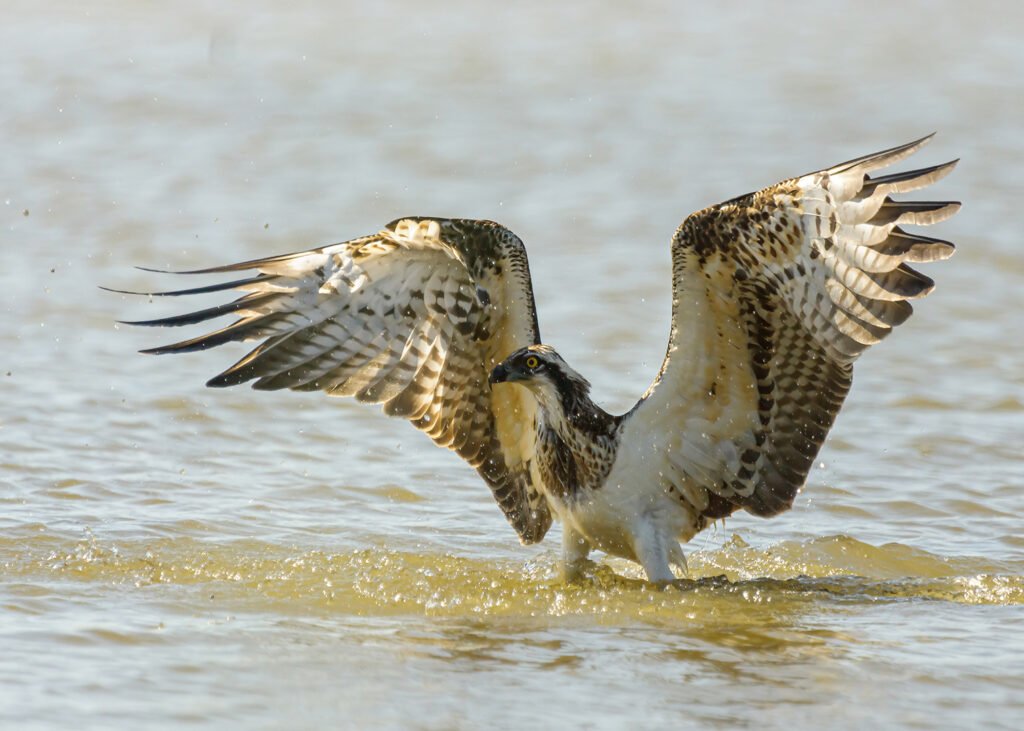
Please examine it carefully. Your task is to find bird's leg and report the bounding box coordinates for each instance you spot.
[669,543,689,578]
[561,523,592,582]
[633,527,679,585]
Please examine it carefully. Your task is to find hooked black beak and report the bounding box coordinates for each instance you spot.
[488,363,509,385]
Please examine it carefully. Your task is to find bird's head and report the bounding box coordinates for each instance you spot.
[489,344,592,415]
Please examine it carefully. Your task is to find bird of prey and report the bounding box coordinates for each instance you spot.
[114,135,958,583]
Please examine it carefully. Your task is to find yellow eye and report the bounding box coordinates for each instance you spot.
[525,356,540,369]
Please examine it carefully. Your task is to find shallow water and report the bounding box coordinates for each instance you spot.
[3,1,1023,729]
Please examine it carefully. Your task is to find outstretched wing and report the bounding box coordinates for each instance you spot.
[117,217,553,543]
[624,135,958,522]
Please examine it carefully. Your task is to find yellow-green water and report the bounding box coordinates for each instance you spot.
[3,1,1023,728]
[3,531,1022,728]
[9,534,1023,615]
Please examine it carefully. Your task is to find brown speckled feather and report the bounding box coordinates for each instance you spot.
[625,135,957,520]
[125,218,552,543]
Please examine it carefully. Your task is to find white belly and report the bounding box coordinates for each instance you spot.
[546,448,702,563]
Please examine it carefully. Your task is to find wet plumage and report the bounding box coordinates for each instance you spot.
[114,136,958,582]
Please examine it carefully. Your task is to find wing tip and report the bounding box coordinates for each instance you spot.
[830,132,941,177]
[905,131,937,151]
[134,263,248,275]
[100,285,144,296]
[205,374,237,388]
[103,274,277,298]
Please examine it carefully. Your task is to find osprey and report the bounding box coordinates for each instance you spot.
[114,136,958,583]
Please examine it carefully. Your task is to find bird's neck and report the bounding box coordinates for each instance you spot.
[531,377,620,498]
[532,374,620,444]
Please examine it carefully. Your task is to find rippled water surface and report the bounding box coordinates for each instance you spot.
[3,1,1023,728]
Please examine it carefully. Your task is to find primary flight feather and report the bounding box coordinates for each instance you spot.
[114,135,958,582]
